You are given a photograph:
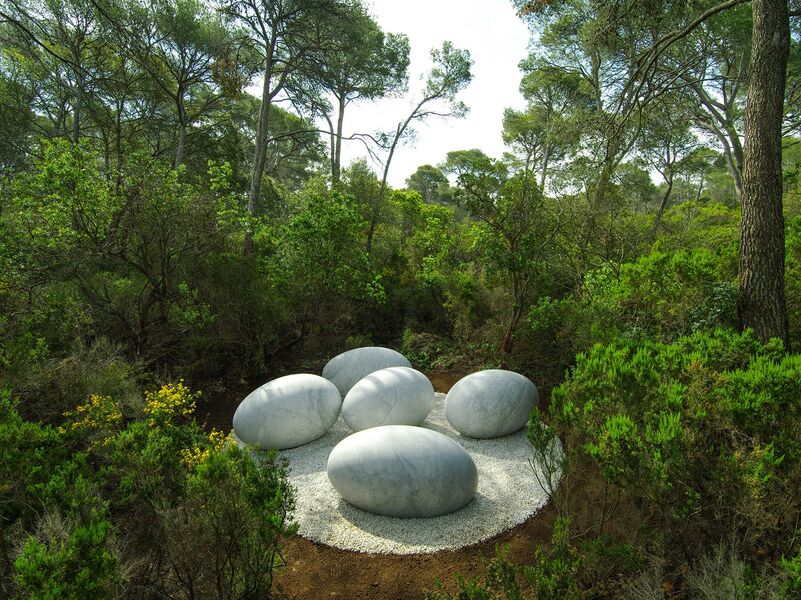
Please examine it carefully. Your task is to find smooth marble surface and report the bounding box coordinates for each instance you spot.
[342,367,434,432]
[445,369,539,438]
[322,346,411,397]
[326,425,478,518]
[233,374,341,450]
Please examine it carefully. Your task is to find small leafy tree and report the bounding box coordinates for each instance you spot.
[445,150,560,365]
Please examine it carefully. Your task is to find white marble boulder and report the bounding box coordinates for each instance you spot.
[233,374,341,450]
[322,346,411,397]
[327,425,478,518]
[445,369,539,439]
[342,367,434,432]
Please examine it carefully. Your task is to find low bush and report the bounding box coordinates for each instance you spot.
[527,248,738,371]
[0,380,295,599]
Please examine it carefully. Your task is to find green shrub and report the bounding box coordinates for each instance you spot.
[525,518,581,600]
[425,520,580,600]
[1,381,295,599]
[527,248,738,370]
[781,537,801,597]
[548,329,801,557]
[7,338,143,422]
[163,446,296,600]
[426,545,527,600]
[14,513,120,600]
[400,329,450,369]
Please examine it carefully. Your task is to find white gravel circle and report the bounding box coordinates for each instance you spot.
[259,392,559,555]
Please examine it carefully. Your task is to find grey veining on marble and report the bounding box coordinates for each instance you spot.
[233,374,341,450]
[326,425,478,518]
[342,366,434,432]
[322,346,411,397]
[445,369,539,439]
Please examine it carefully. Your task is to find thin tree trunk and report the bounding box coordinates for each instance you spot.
[175,90,187,168]
[115,99,123,192]
[245,73,273,256]
[738,0,790,347]
[649,173,673,242]
[325,113,336,183]
[369,127,401,253]
[73,80,82,143]
[175,122,186,168]
[500,271,525,369]
[332,94,346,185]
[540,144,551,192]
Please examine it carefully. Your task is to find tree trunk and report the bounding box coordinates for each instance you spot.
[539,143,550,192]
[332,94,346,186]
[500,271,525,369]
[73,79,82,143]
[245,73,273,256]
[115,99,123,192]
[326,114,336,184]
[369,126,401,253]
[738,0,790,347]
[649,172,673,242]
[175,120,186,168]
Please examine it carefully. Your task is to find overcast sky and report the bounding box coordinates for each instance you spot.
[337,0,531,187]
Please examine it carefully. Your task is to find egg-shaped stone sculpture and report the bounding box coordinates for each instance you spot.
[445,369,539,438]
[233,374,341,450]
[322,346,411,397]
[327,425,478,518]
[342,367,434,432]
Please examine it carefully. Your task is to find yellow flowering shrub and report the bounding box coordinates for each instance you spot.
[180,428,230,470]
[143,380,200,427]
[59,394,123,449]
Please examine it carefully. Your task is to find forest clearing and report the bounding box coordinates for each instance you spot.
[3,0,801,598]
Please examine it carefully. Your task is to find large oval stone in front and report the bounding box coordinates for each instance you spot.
[342,367,434,432]
[445,370,539,438]
[322,346,411,397]
[327,425,478,518]
[233,374,341,450]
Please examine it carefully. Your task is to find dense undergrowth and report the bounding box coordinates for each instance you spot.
[1,381,295,598]
[3,141,801,597]
[4,0,801,595]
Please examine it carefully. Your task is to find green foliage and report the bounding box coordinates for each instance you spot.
[406,165,453,205]
[549,329,801,555]
[781,537,801,597]
[527,247,738,370]
[3,338,142,423]
[0,381,294,598]
[525,519,580,600]
[527,417,567,516]
[14,514,119,600]
[163,445,296,599]
[426,546,526,600]
[401,329,450,370]
[277,192,380,301]
[785,215,801,347]
[425,521,580,600]
[658,200,740,255]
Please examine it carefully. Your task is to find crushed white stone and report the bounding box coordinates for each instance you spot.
[264,393,559,555]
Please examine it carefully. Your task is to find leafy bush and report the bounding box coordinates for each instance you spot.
[425,520,580,600]
[5,338,143,423]
[14,513,120,600]
[400,329,451,369]
[548,329,801,557]
[0,381,295,599]
[527,248,738,372]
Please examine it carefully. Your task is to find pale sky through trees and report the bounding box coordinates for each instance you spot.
[340,0,530,186]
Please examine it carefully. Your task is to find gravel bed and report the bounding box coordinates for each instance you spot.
[266,393,560,555]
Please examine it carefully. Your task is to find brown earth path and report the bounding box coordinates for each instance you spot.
[200,372,559,600]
